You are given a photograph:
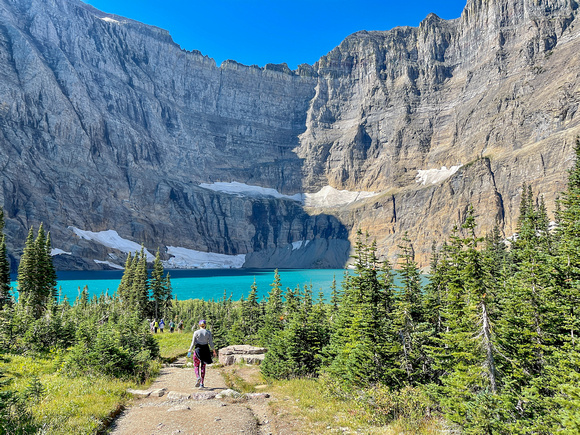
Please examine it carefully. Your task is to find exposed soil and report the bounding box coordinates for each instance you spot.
[108,358,276,435]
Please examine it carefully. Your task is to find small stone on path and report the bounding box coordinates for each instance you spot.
[167,404,191,412]
[166,391,191,400]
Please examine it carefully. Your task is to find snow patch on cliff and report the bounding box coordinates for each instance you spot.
[69,227,155,261]
[94,260,124,270]
[100,17,121,24]
[164,246,246,269]
[199,182,378,207]
[291,240,311,251]
[51,248,71,256]
[303,186,379,208]
[199,182,302,201]
[416,165,463,185]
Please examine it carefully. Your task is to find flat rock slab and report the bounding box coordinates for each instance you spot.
[219,345,267,366]
[191,391,219,400]
[167,404,191,412]
[167,391,191,400]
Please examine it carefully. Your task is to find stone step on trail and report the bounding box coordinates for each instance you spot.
[109,357,271,434]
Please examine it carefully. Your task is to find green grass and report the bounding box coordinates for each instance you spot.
[268,377,445,434]
[0,331,193,433]
[153,331,192,360]
[1,353,137,434]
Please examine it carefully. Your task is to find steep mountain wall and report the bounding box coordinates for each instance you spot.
[0,0,578,269]
[297,0,580,263]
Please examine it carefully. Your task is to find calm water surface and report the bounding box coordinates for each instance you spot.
[11,269,352,302]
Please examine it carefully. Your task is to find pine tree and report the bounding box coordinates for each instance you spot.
[0,209,11,309]
[323,231,398,387]
[555,138,580,344]
[259,269,284,346]
[151,249,165,319]
[117,252,134,306]
[393,233,430,385]
[433,208,504,432]
[130,247,149,319]
[16,225,56,319]
[548,138,580,432]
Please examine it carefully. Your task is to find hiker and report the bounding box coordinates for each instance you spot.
[159,318,165,333]
[187,319,217,388]
[149,319,154,333]
[154,319,159,333]
[177,319,183,333]
[169,320,175,333]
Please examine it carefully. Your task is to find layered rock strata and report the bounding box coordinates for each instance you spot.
[0,0,578,269]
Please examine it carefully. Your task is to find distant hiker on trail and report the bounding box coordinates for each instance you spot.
[159,318,165,333]
[169,320,175,333]
[177,320,183,333]
[154,319,159,333]
[187,319,217,388]
[149,320,154,333]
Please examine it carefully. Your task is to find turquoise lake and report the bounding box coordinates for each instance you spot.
[10,269,353,303]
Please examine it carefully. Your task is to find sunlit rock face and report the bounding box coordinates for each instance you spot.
[0,0,579,269]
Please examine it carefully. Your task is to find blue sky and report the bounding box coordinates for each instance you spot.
[84,0,468,69]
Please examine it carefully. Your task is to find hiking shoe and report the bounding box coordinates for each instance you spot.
[195,378,201,388]
[199,384,204,389]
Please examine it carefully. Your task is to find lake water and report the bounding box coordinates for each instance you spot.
[10,269,352,303]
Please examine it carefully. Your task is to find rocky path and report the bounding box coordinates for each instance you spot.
[108,358,273,435]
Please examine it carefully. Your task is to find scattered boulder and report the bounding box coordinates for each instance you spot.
[150,388,167,397]
[190,391,218,400]
[218,345,267,365]
[167,391,191,400]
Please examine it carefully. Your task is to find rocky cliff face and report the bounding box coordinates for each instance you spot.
[297,0,580,264]
[0,0,578,269]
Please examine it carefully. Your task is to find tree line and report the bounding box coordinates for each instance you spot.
[1,140,579,432]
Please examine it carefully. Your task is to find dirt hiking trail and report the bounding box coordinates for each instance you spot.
[108,358,275,435]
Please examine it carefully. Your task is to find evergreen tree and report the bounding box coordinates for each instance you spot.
[130,247,149,319]
[323,231,398,387]
[393,233,430,385]
[433,208,504,432]
[259,269,285,346]
[151,249,165,319]
[117,252,134,306]
[0,209,11,309]
[17,225,56,319]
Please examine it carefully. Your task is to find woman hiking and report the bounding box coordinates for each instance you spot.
[187,319,217,388]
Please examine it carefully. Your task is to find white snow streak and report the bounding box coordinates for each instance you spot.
[164,246,245,269]
[50,248,71,256]
[100,17,120,24]
[94,260,124,270]
[69,227,155,262]
[303,186,378,208]
[199,182,378,208]
[199,181,302,201]
[291,240,311,251]
[416,165,462,185]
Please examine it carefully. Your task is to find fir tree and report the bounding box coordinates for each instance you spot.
[259,269,285,346]
[151,249,165,319]
[117,252,134,306]
[130,247,149,318]
[393,233,430,385]
[17,225,56,319]
[0,236,11,309]
[0,209,11,309]
[323,231,398,387]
